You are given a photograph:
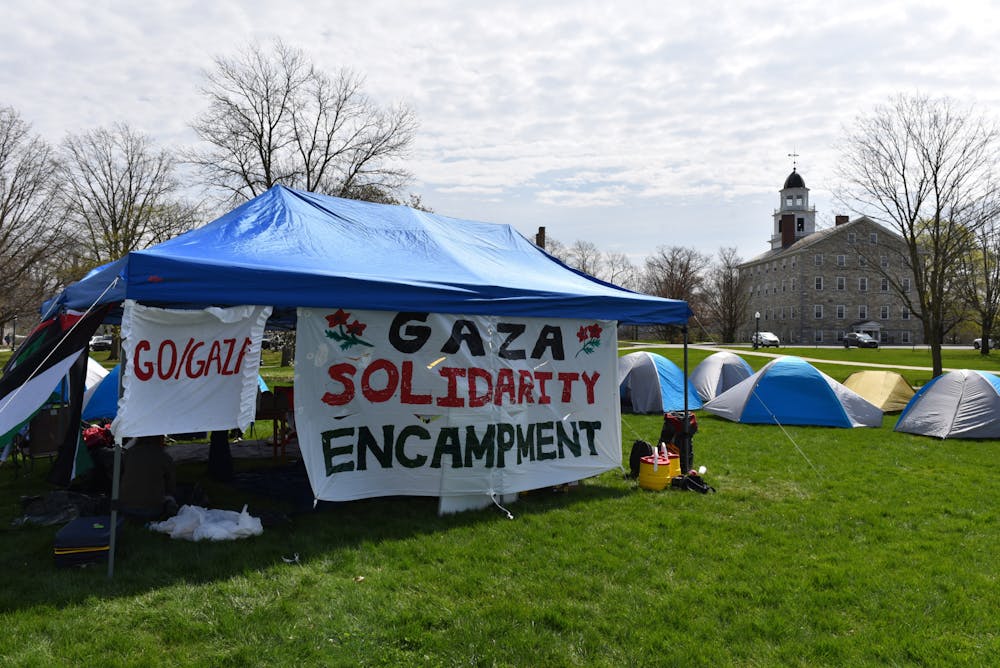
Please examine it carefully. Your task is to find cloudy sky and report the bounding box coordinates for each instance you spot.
[3,1,999,268]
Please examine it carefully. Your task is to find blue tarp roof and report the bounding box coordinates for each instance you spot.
[44,186,690,325]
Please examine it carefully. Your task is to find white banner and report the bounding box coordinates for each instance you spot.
[112,301,272,437]
[295,308,621,501]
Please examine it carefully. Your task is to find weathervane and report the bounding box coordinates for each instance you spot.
[788,150,799,170]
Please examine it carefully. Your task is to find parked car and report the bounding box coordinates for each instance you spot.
[973,337,997,350]
[843,332,879,349]
[751,331,780,348]
[89,334,113,351]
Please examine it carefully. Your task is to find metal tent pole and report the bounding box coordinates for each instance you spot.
[682,325,691,474]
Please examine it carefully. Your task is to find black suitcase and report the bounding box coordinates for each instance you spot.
[54,515,123,567]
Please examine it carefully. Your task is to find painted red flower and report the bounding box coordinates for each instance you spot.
[588,323,603,340]
[326,308,350,327]
[577,325,590,342]
[346,319,367,336]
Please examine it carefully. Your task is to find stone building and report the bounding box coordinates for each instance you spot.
[739,169,921,346]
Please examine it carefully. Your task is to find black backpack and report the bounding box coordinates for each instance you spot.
[628,440,654,479]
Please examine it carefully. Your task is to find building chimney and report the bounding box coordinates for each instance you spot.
[835,215,849,226]
[535,226,546,249]
[781,214,795,248]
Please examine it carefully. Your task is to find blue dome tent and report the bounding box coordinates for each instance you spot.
[703,356,882,428]
[617,351,702,414]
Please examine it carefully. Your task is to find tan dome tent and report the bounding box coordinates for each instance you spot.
[843,370,915,412]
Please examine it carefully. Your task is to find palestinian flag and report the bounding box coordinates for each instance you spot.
[0,306,110,453]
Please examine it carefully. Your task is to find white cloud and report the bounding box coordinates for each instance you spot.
[3,0,1000,262]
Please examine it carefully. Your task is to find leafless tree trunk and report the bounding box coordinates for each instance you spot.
[702,247,750,343]
[0,106,68,326]
[602,251,640,290]
[956,199,1000,355]
[643,245,710,341]
[566,240,604,277]
[60,123,198,361]
[837,94,1000,376]
[60,123,198,265]
[189,38,417,204]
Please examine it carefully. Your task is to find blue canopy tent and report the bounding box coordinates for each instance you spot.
[43,185,691,324]
[36,185,693,575]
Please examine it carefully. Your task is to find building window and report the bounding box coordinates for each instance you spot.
[795,195,803,206]
[859,255,867,267]
[814,304,823,319]
[814,254,823,266]
[815,276,823,290]
[870,232,878,244]
[790,278,796,291]
[836,305,845,319]
[836,276,846,291]
[791,258,797,269]
[781,279,786,293]
[881,278,889,292]
[902,331,911,343]
[848,232,856,243]
[790,306,796,319]
[880,305,889,319]
[902,306,910,320]
[859,305,868,319]
[814,329,824,343]
[837,254,846,267]
[880,255,888,269]
[797,218,805,231]
[903,277,911,291]
[781,307,786,319]
[859,277,868,291]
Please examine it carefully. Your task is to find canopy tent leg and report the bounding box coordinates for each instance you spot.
[107,436,125,578]
[680,326,692,474]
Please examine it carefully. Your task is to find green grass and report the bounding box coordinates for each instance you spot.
[1,346,999,665]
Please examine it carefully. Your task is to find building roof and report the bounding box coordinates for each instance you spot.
[783,169,806,189]
[741,216,897,265]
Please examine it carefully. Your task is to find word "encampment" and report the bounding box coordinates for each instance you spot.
[322,419,604,475]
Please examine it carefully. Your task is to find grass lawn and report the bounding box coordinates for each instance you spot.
[0,346,998,665]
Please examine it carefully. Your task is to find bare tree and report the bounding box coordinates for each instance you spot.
[643,245,710,340]
[702,247,750,343]
[838,94,1000,375]
[190,38,417,204]
[540,235,569,263]
[956,199,1000,354]
[60,123,198,265]
[565,240,604,277]
[602,251,640,290]
[0,106,68,327]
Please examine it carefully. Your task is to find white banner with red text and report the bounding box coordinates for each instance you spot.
[294,308,621,502]
[112,301,272,437]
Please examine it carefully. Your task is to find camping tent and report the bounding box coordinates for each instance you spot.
[689,351,753,402]
[703,356,883,427]
[894,369,1000,439]
[617,351,702,413]
[843,370,915,412]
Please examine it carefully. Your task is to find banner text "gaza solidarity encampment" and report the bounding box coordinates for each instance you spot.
[295,309,621,501]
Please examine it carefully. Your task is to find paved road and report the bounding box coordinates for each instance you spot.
[619,342,988,373]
